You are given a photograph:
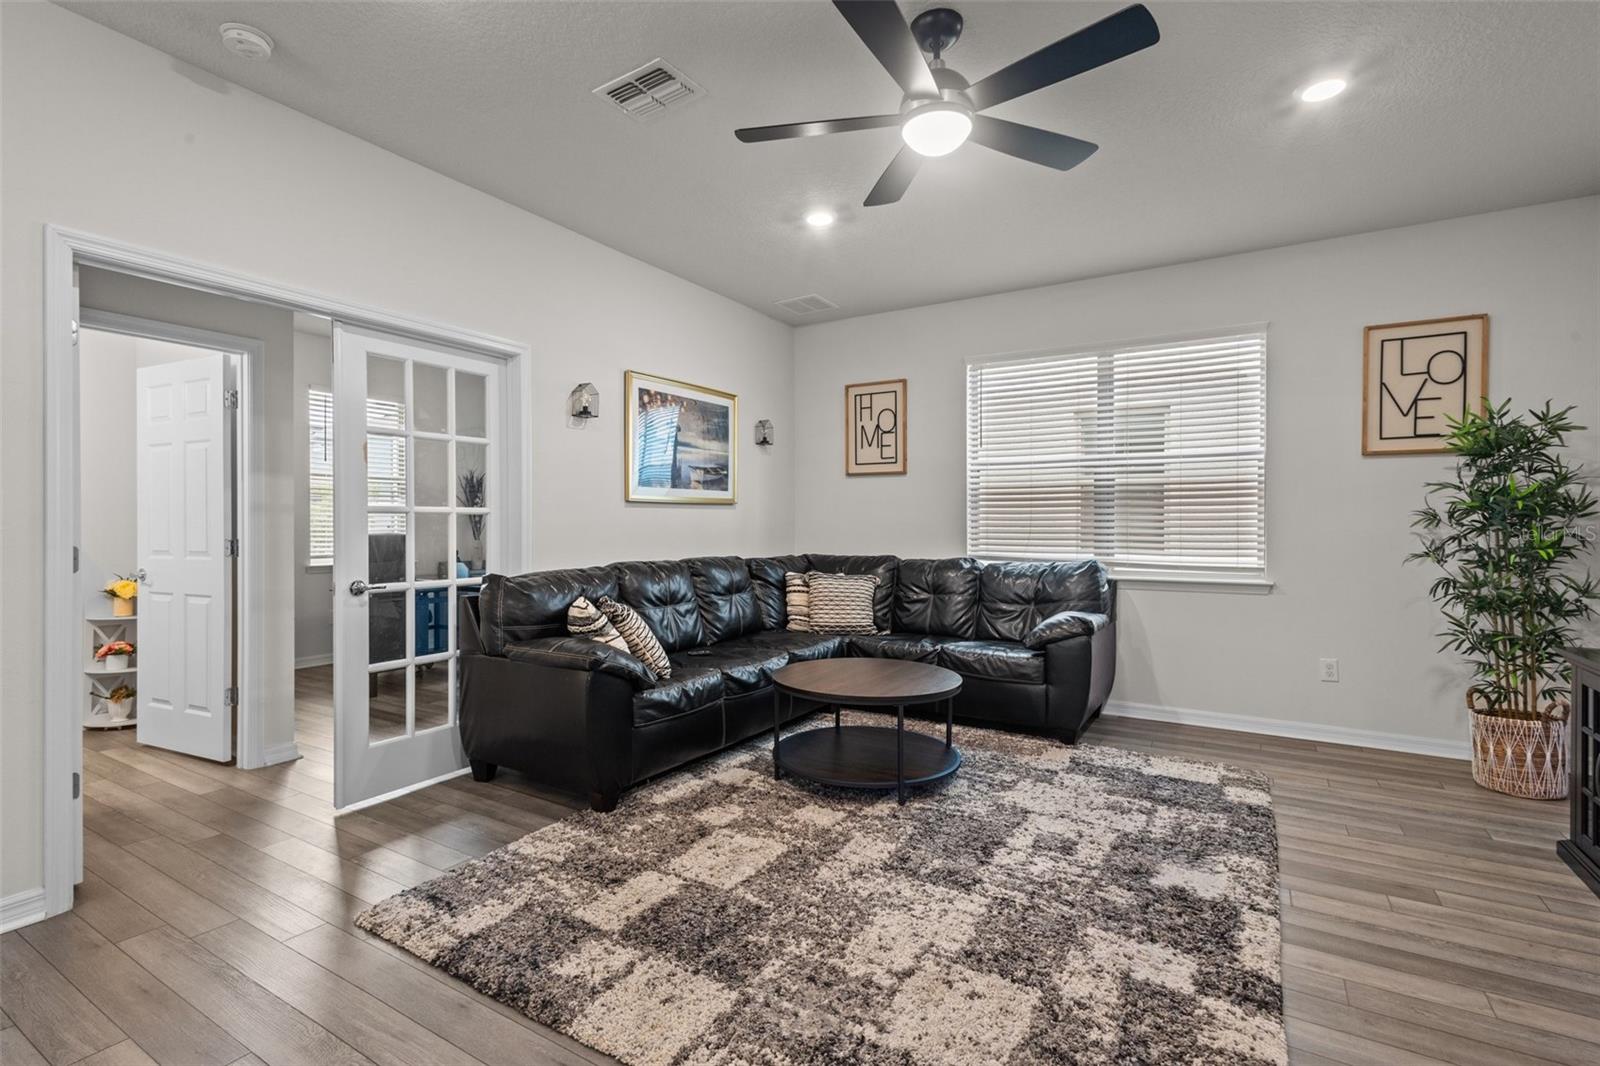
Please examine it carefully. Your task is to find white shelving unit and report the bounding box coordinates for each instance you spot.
[84,612,137,730]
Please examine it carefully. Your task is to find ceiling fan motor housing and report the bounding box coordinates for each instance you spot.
[910,7,965,59]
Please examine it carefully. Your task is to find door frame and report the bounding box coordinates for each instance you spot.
[81,310,255,766]
[42,224,532,921]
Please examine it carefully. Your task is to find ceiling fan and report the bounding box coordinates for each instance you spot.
[735,1,1160,206]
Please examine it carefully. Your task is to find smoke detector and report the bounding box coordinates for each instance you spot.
[219,23,274,61]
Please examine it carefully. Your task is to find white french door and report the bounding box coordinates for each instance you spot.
[134,353,235,761]
[331,324,503,809]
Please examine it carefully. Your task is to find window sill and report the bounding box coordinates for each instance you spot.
[305,563,332,574]
[1109,572,1274,595]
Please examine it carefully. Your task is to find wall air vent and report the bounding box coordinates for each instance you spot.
[594,60,703,122]
[775,293,839,317]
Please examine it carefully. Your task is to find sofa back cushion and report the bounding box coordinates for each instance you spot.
[478,566,618,655]
[894,557,982,638]
[686,556,763,644]
[612,560,705,652]
[977,559,1110,643]
[745,554,810,630]
[804,554,899,631]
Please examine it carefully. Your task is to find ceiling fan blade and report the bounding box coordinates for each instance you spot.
[967,3,1160,112]
[864,145,923,206]
[833,0,939,98]
[735,114,902,143]
[969,116,1098,171]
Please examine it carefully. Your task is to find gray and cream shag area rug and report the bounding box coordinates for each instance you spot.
[356,715,1285,1066]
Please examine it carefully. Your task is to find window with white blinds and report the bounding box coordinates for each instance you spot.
[966,330,1267,581]
[308,388,334,566]
[308,388,409,566]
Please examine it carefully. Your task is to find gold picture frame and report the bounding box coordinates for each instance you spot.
[1362,314,1489,456]
[623,370,737,504]
[845,378,907,476]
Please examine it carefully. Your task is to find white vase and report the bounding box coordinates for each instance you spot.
[103,653,130,671]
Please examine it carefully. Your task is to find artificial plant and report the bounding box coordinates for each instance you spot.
[1409,401,1598,719]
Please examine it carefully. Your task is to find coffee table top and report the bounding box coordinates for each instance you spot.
[772,657,961,706]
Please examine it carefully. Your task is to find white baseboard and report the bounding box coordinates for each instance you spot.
[1,888,47,932]
[295,653,334,669]
[1102,699,1471,761]
[259,741,302,767]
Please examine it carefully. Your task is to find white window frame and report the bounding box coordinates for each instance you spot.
[965,326,1272,593]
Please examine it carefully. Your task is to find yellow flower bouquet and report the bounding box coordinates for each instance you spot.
[104,574,139,616]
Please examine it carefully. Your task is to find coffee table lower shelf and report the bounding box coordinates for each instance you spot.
[775,725,962,803]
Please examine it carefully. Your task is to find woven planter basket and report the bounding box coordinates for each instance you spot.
[1468,692,1568,800]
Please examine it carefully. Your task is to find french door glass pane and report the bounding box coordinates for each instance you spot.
[456,440,487,506]
[414,438,449,507]
[367,434,406,507]
[367,356,405,427]
[415,658,451,733]
[368,667,408,741]
[457,513,487,576]
[456,372,487,438]
[368,590,407,664]
[414,513,450,581]
[413,363,449,434]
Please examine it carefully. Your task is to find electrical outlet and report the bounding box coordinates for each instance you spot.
[1319,658,1340,683]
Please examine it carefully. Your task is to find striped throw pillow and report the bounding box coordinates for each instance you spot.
[784,572,813,632]
[567,596,629,653]
[597,596,673,679]
[805,572,880,635]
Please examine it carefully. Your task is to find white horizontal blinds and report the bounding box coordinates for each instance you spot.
[308,390,409,564]
[967,331,1266,576]
[308,388,334,565]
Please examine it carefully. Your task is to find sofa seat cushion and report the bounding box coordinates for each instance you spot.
[737,630,847,662]
[851,633,965,663]
[938,640,1045,684]
[632,665,723,726]
[670,641,790,697]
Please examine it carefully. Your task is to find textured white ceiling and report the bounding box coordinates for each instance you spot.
[59,1,1600,323]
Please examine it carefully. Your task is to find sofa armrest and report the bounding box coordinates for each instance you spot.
[504,636,658,690]
[1023,610,1110,649]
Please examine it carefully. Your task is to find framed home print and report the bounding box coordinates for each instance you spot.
[1362,314,1488,456]
[624,371,737,504]
[845,378,907,475]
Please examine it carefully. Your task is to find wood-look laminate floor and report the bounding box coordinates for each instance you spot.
[4,669,1596,1065]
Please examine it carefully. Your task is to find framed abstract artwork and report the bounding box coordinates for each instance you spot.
[845,378,907,476]
[1362,314,1488,456]
[624,371,737,504]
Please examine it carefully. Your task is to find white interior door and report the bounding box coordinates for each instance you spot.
[332,323,502,809]
[135,353,234,761]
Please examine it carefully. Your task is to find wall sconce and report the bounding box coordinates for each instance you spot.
[754,419,774,447]
[569,382,599,420]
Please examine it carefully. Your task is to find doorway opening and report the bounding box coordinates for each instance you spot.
[42,226,530,922]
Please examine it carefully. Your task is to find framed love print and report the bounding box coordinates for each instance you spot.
[1362,314,1488,456]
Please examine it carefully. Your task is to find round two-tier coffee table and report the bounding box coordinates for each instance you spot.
[771,658,963,804]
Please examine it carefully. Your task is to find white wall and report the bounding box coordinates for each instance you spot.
[1,3,794,900]
[293,329,334,667]
[793,197,1600,752]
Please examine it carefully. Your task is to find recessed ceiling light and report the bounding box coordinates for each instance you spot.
[804,209,836,228]
[1297,78,1347,103]
[219,23,274,61]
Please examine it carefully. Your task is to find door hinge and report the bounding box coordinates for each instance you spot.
[224,538,239,557]
[223,388,240,409]
[70,319,80,346]
[73,546,80,573]
[72,772,81,800]
[224,687,238,707]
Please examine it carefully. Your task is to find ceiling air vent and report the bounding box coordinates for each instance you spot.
[775,294,839,317]
[594,59,703,122]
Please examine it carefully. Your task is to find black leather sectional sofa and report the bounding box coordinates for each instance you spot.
[459,554,1117,810]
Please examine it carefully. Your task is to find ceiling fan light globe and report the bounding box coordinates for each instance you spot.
[901,104,972,157]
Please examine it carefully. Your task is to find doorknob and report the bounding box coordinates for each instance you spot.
[349,580,370,597]
[131,568,148,583]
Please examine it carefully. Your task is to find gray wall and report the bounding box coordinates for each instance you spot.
[292,329,334,667]
[792,197,1600,751]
